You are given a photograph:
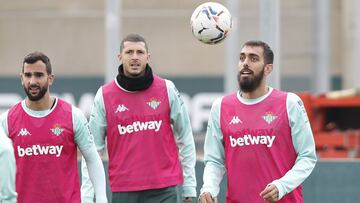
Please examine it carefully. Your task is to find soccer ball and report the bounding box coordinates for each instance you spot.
[190,2,232,44]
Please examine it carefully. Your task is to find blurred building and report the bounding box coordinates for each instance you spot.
[0,0,359,134]
[0,0,358,90]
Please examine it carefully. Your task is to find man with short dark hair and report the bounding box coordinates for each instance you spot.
[81,34,197,203]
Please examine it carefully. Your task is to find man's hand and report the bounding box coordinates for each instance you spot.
[259,184,279,202]
[199,192,218,203]
[182,197,193,202]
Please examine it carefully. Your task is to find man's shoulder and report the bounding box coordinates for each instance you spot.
[7,101,23,115]
[57,98,73,107]
[102,80,116,89]
[286,92,303,104]
[272,88,288,95]
[163,78,175,87]
[222,92,237,101]
[56,98,81,116]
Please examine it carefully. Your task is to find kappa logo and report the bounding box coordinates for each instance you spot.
[115,104,129,113]
[51,124,64,136]
[297,100,308,115]
[17,128,31,136]
[229,116,242,124]
[262,112,278,124]
[147,98,161,110]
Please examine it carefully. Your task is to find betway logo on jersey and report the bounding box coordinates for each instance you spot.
[229,128,275,147]
[17,145,63,157]
[118,120,162,135]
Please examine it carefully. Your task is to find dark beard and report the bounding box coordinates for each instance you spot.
[237,68,265,93]
[24,86,48,101]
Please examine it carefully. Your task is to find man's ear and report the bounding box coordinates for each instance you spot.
[48,74,55,86]
[19,72,24,86]
[117,53,122,64]
[264,64,273,76]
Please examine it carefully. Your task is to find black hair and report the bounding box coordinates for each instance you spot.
[242,40,274,65]
[120,34,149,52]
[22,51,52,74]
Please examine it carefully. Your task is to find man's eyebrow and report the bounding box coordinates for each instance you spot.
[240,53,260,57]
[23,71,44,75]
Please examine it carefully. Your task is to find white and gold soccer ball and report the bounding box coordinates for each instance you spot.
[190,2,232,44]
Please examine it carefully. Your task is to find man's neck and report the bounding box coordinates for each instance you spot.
[241,85,269,99]
[25,95,55,111]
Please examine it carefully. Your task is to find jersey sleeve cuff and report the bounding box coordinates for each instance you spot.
[81,196,94,203]
[271,180,285,200]
[182,186,197,198]
[200,186,220,198]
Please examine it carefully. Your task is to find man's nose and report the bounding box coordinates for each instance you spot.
[242,62,249,68]
[238,60,248,69]
[244,57,253,65]
[131,53,139,59]
[29,76,37,84]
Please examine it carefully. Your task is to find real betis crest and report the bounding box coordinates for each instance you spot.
[262,112,278,124]
[147,98,161,110]
[51,124,64,136]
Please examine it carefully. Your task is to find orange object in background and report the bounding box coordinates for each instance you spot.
[315,131,346,148]
[317,148,349,158]
[296,92,360,159]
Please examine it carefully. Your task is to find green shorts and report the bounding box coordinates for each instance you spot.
[111,186,179,203]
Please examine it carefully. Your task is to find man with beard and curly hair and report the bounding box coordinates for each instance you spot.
[199,40,317,203]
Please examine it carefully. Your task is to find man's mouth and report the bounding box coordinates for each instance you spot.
[240,70,253,75]
[29,86,40,94]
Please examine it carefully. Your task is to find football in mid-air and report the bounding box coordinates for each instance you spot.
[190,2,232,44]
